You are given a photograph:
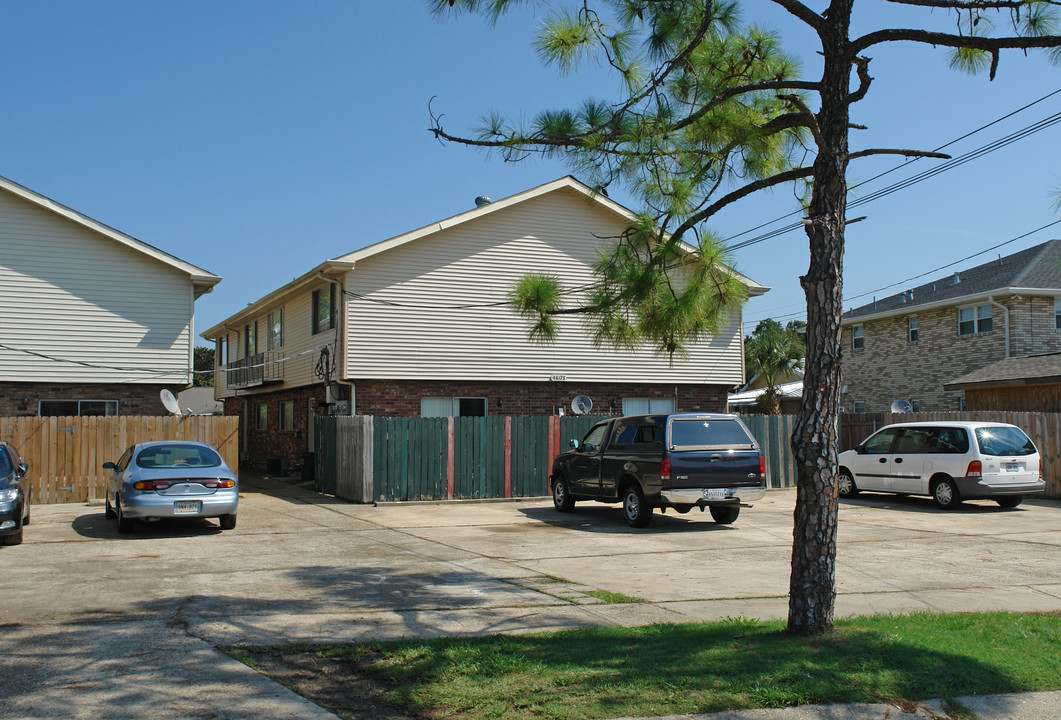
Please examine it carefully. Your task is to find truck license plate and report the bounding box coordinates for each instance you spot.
[703,488,727,500]
[174,500,201,514]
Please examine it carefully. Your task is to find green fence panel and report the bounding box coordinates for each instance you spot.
[314,416,337,496]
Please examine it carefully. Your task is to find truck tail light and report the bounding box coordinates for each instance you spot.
[965,461,982,478]
[759,454,766,479]
[660,457,671,481]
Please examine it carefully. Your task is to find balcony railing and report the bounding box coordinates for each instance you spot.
[224,352,283,388]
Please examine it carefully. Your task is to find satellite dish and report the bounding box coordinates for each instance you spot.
[890,399,913,413]
[571,395,593,415]
[160,389,182,416]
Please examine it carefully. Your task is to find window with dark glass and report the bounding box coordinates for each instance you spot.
[245,322,257,356]
[312,286,335,334]
[959,305,992,336]
[852,325,864,350]
[268,309,283,350]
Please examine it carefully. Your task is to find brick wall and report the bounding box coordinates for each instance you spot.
[841,294,1061,412]
[0,382,182,417]
[351,379,728,418]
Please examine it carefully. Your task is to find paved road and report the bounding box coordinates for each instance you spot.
[1,475,1059,719]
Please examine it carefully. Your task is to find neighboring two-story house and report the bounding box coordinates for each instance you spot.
[203,176,768,465]
[0,174,221,417]
[840,239,1061,412]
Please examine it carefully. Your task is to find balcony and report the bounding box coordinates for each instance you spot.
[224,352,283,389]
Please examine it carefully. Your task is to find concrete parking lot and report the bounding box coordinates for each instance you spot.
[2,475,1060,719]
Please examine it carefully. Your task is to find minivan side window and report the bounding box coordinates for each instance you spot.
[862,428,900,454]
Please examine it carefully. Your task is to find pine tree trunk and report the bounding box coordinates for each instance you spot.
[787,2,852,636]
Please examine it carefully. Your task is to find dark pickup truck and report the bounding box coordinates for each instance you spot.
[550,412,767,527]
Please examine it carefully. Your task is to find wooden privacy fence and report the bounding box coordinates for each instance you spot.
[0,415,240,504]
[316,415,600,503]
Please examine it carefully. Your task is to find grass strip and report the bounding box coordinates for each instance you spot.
[233,611,1061,720]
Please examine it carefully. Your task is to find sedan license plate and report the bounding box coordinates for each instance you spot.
[174,500,201,514]
[1004,463,1021,473]
[703,488,727,501]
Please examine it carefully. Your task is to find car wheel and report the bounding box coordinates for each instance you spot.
[710,505,740,524]
[996,495,1023,508]
[552,476,575,512]
[838,470,859,498]
[932,478,961,509]
[219,514,237,530]
[104,495,117,519]
[622,483,652,528]
[0,526,22,546]
[116,498,134,534]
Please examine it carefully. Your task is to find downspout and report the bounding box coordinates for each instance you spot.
[988,296,1010,358]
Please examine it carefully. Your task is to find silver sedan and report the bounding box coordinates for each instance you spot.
[103,441,238,533]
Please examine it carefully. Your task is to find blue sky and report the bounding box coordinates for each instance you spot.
[2,1,1059,349]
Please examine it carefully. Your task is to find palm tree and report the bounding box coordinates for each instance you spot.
[745,321,804,415]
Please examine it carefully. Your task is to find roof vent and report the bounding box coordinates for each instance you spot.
[952,272,961,285]
[906,289,914,302]
[474,196,492,208]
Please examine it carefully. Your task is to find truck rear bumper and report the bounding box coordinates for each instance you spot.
[661,486,766,506]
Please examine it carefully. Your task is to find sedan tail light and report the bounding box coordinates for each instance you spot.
[965,461,982,478]
[133,480,172,491]
[660,457,671,482]
[204,479,236,489]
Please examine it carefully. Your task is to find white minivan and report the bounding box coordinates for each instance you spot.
[838,421,1044,509]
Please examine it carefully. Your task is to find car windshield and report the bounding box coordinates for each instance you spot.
[135,444,223,469]
[974,427,1036,457]
[669,418,754,448]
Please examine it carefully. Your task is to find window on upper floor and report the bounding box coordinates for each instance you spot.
[1055,298,1061,330]
[958,304,992,336]
[216,337,228,366]
[268,308,284,350]
[908,316,918,343]
[852,325,864,351]
[312,286,335,334]
[245,322,257,356]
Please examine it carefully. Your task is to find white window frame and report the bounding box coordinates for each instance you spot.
[1055,298,1061,330]
[420,396,488,417]
[38,399,119,417]
[853,400,866,413]
[245,322,257,356]
[958,304,992,336]
[852,325,864,351]
[312,286,335,334]
[621,397,677,415]
[217,337,228,366]
[908,316,918,343]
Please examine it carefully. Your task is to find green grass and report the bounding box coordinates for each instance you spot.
[263,612,1061,720]
[583,589,645,604]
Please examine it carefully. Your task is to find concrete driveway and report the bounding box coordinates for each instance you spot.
[2,475,1060,719]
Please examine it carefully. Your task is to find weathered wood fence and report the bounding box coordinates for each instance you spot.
[315,411,1061,503]
[0,415,240,504]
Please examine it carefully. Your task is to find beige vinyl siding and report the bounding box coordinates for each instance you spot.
[213,284,338,398]
[0,188,193,384]
[343,188,744,384]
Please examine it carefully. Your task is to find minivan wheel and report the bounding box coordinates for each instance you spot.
[932,478,961,509]
[552,477,575,512]
[710,505,740,524]
[622,484,652,528]
[996,495,1023,508]
[838,470,859,498]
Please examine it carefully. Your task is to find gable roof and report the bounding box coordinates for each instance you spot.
[203,176,768,338]
[842,239,1061,324]
[943,352,1061,390]
[0,173,221,297]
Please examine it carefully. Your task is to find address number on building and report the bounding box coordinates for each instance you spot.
[550,375,567,381]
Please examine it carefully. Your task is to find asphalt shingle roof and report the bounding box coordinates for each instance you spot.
[844,239,1061,321]
[944,352,1061,389]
